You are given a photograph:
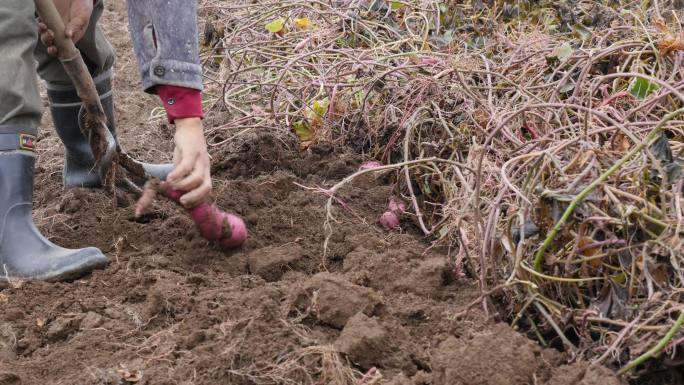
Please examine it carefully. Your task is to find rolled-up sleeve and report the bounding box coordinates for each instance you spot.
[157,85,204,124]
[126,0,203,93]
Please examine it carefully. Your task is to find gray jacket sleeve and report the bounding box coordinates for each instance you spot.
[126,0,203,93]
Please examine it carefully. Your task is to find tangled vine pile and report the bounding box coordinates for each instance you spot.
[196,0,684,376]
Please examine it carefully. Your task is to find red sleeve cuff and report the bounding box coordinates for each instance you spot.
[156,85,204,124]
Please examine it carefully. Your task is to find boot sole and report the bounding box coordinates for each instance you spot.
[0,255,107,288]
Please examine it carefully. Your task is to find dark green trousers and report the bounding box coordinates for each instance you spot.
[0,0,115,129]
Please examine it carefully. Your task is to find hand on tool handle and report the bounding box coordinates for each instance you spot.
[34,0,116,183]
[35,0,244,249]
[37,0,94,54]
[38,1,213,207]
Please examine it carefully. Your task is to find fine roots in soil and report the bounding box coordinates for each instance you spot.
[226,344,367,385]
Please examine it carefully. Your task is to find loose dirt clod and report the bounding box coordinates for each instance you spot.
[0,372,20,385]
[248,244,305,282]
[546,364,626,385]
[291,273,383,329]
[46,315,83,342]
[432,324,541,385]
[334,312,391,370]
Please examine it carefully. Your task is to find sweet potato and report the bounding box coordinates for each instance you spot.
[164,186,247,248]
[135,181,247,249]
[378,211,400,229]
[378,198,406,230]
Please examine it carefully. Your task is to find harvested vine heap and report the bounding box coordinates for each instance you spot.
[198,0,684,374]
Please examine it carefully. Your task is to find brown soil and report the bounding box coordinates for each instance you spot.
[0,3,627,385]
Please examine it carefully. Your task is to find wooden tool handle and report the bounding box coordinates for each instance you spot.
[34,0,104,118]
[34,0,117,182]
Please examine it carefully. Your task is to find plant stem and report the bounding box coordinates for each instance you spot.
[618,311,684,375]
[534,300,576,352]
[533,107,684,270]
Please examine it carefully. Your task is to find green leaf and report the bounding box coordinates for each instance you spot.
[353,91,364,107]
[312,99,329,117]
[628,76,659,100]
[265,18,285,33]
[611,272,627,284]
[559,82,575,94]
[553,42,573,61]
[572,24,592,41]
[391,1,406,10]
[292,120,313,141]
[336,35,355,48]
[438,225,449,238]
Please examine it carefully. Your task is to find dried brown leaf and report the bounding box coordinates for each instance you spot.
[654,19,684,55]
[658,34,684,56]
[117,365,143,383]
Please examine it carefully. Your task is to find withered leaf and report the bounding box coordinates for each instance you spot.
[650,133,682,184]
[577,237,602,268]
[512,221,539,243]
[117,365,143,383]
[654,19,684,55]
[592,280,628,318]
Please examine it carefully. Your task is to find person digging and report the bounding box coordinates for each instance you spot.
[0,0,212,284]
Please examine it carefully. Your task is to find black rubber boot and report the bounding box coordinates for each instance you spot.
[0,127,107,286]
[47,70,173,188]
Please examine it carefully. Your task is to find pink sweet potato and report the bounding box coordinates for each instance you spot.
[378,198,406,230]
[379,211,400,229]
[135,181,247,249]
[387,198,406,215]
[359,160,383,170]
[164,186,247,249]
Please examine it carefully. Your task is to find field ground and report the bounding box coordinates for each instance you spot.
[0,1,681,384]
